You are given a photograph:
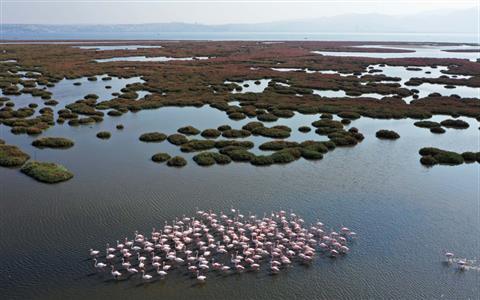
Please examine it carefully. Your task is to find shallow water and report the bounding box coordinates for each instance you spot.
[95,56,210,63]
[224,79,271,94]
[75,45,163,51]
[0,93,479,299]
[272,64,479,102]
[1,75,145,117]
[313,44,480,61]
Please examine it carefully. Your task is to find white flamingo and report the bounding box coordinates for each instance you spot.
[93,258,107,269]
[141,270,152,281]
[196,270,206,282]
[111,266,122,279]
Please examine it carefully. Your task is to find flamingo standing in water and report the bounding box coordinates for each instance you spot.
[89,209,356,283]
[89,249,100,257]
[93,258,107,269]
[457,259,467,270]
[141,270,153,281]
[445,251,454,263]
[196,270,206,282]
[157,266,168,278]
[111,266,122,279]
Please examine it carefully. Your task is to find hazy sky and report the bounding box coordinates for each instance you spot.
[2,0,478,24]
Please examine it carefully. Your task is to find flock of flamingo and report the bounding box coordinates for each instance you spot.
[88,209,357,282]
[444,251,479,272]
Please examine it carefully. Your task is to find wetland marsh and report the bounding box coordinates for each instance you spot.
[0,41,479,300]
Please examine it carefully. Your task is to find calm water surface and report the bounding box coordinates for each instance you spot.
[94,56,210,63]
[75,45,163,51]
[313,45,480,61]
[1,48,480,299]
[0,102,479,299]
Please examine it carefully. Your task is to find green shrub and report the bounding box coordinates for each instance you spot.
[0,144,30,167]
[311,119,343,129]
[242,121,264,131]
[250,155,274,166]
[201,129,221,138]
[193,152,216,166]
[11,126,27,134]
[251,127,290,139]
[271,148,301,164]
[116,124,124,130]
[167,133,189,145]
[298,126,311,133]
[300,149,324,160]
[214,140,254,149]
[419,147,443,156]
[26,127,42,135]
[32,137,74,149]
[222,129,251,138]
[221,148,255,162]
[151,152,171,163]
[178,126,200,135]
[420,155,437,166]
[217,125,231,131]
[212,153,232,164]
[330,136,358,146]
[67,119,80,126]
[259,140,299,151]
[348,127,359,133]
[96,131,111,139]
[434,151,464,165]
[180,139,216,152]
[300,141,329,153]
[78,117,96,125]
[272,109,294,118]
[440,119,469,129]
[337,111,360,120]
[257,113,278,122]
[341,119,351,125]
[193,152,232,166]
[228,112,246,120]
[44,99,59,106]
[430,127,446,134]
[20,161,73,183]
[376,130,400,140]
[139,132,167,142]
[320,113,333,119]
[167,156,187,167]
[462,152,476,162]
[320,141,336,150]
[419,147,465,165]
[414,121,441,128]
[315,127,339,135]
[107,110,123,116]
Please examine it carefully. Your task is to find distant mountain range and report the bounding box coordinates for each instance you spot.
[2,9,477,41]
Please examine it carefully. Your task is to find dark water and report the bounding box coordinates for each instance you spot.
[0,102,479,299]
[2,32,478,43]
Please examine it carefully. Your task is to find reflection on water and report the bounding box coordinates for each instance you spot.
[0,102,479,299]
[312,44,480,61]
[95,56,210,63]
[272,64,479,102]
[224,79,272,94]
[312,89,393,99]
[75,45,163,51]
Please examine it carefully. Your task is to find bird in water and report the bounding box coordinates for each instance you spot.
[89,209,356,283]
